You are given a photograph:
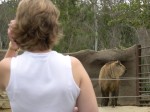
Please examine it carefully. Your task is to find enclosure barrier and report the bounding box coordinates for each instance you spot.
[137,46,150,106]
[92,76,150,106]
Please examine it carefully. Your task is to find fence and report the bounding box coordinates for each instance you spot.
[92,45,150,106]
[138,45,150,106]
[1,45,150,109]
[92,77,150,106]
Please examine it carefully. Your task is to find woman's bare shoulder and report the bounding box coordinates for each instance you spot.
[70,56,81,66]
[0,58,11,69]
[70,56,82,87]
[70,56,98,112]
[0,58,11,77]
[0,58,11,90]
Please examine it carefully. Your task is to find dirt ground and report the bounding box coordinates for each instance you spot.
[0,109,10,112]
[0,106,150,112]
[99,106,150,112]
[0,91,150,112]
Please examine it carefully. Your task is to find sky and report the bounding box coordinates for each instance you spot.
[0,0,8,4]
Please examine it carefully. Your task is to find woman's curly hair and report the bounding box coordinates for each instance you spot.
[12,0,62,51]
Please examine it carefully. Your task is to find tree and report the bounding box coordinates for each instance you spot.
[109,0,150,47]
[0,0,150,52]
[52,0,96,52]
[0,0,18,49]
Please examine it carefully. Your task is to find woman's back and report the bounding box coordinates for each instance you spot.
[7,51,80,112]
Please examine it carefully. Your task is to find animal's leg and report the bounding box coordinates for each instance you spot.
[101,88,109,106]
[111,89,119,107]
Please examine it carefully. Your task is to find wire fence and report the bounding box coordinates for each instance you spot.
[92,77,150,81]
[97,95,150,99]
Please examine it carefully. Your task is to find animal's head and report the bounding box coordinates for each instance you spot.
[110,60,126,78]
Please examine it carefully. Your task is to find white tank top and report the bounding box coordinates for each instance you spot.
[6,51,80,112]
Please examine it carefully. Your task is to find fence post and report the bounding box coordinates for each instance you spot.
[136,44,141,106]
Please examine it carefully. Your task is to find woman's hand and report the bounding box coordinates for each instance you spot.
[73,107,78,112]
[8,20,19,51]
[5,20,19,58]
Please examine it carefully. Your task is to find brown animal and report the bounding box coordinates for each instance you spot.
[99,60,126,107]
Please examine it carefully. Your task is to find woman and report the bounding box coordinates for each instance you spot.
[0,0,98,112]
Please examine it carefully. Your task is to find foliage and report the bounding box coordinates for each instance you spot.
[0,0,18,48]
[0,0,150,52]
[52,0,96,52]
[109,0,150,28]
